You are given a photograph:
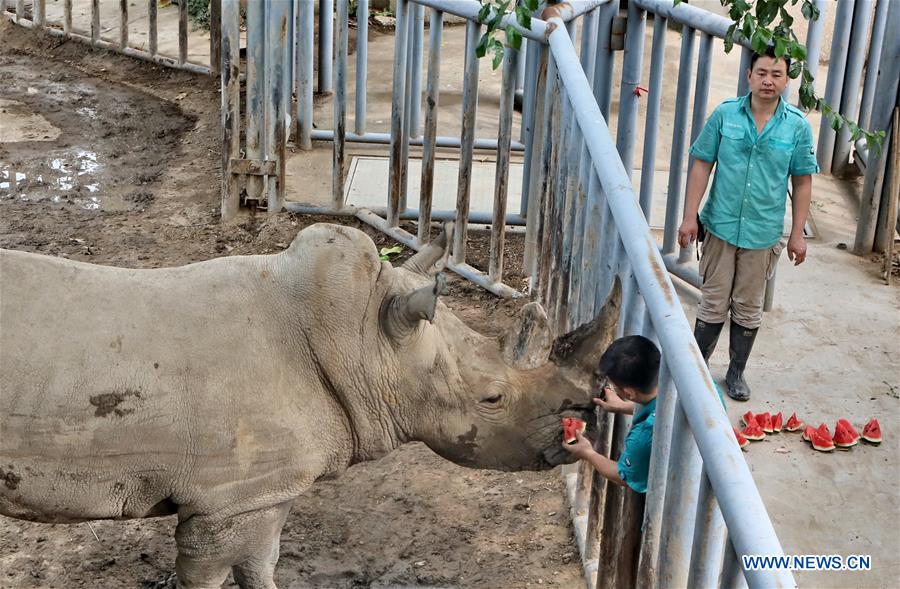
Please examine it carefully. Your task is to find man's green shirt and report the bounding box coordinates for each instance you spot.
[689,94,820,250]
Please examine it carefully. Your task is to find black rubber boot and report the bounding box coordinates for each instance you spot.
[693,319,725,364]
[725,321,759,402]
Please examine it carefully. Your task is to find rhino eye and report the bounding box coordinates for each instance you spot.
[481,394,503,405]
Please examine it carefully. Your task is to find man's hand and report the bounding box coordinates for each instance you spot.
[787,234,807,265]
[594,386,634,415]
[678,217,699,249]
[562,431,595,461]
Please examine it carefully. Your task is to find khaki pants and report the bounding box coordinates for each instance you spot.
[697,233,783,329]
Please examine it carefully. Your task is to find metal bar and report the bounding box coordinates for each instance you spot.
[318,0,333,92]
[615,490,645,589]
[537,67,563,306]
[209,0,222,77]
[353,209,523,298]
[557,98,584,329]
[148,0,157,56]
[545,19,796,587]
[520,31,541,214]
[638,14,667,222]
[578,5,596,79]
[297,0,314,150]
[737,45,751,96]
[245,0,266,204]
[333,0,349,209]
[64,0,72,34]
[546,84,574,322]
[407,4,424,138]
[221,0,241,221]
[354,0,368,135]
[817,0,855,174]
[720,537,749,589]
[686,466,727,588]
[91,0,98,45]
[399,8,417,212]
[633,0,751,49]
[34,0,43,26]
[584,410,614,568]
[595,413,630,589]
[635,358,673,588]
[387,0,410,227]
[410,0,549,42]
[567,134,591,326]
[833,0,874,176]
[489,46,519,282]
[179,0,188,65]
[662,26,696,255]
[267,0,291,214]
[523,45,550,278]
[801,0,829,107]
[576,169,602,323]
[119,0,127,49]
[286,202,528,226]
[615,0,646,176]
[453,19,481,265]
[592,0,616,119]
[308,129,524,150]
[418,8,442,245]
[663,253,702,287]
[859,0,888,130]
[14,0,23,24]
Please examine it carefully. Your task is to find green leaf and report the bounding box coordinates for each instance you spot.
[829,114,843,132]
[506,25,522,50]
[788,59,802,79]
[475,32,490,58]
[526,0,539,11]
[492,44,504,70]
[724,23,736,53]
[515,6,532,30]
[780,7,794,28]
[378,245,404,261]
[674,0,683,5]
[775,37,788,57]
[742,16,756,40]
[478,3,491,24]
[751,30,769,55]
[790,42,807,61]
[801,0,814,20]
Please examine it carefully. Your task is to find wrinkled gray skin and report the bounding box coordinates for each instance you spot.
[0,223,620,589]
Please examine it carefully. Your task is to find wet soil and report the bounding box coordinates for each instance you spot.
[0,18,581,589]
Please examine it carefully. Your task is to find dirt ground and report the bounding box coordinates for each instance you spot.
[0,18,584,589]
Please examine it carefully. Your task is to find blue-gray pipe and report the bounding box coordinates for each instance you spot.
[638,15,667,222]
[817,0,855,174]
[318,0,333,93]
[297,0,314,150]
[453,20,481,265]
[386,0,409,227]
[354,0,368,135]
[859,0,888,130]
[832,0,873,176]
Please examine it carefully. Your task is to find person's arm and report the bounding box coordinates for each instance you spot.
[787,175,812,265]
[562,432,625,487]
[593,386,635,415]
[678,160,715,248]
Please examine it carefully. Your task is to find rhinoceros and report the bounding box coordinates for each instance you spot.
[0,222,620,589]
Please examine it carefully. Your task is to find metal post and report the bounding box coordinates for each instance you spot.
[520,34,541,216]
[615,0,646,176]
[64,0,72,34]
[354,0,369,135]
[686,466,727,588]
[490,47,520,283]
[221,0,241,221]
[801,0,829,106]
[452,19,481,265]
[524,46,550,280]
[592,0,617,119]
[179,0,188,65]
[833,0,874,176]
[91,0,99,45]
[387,0,409,227]
[736,45,751,96]
[245,0,267,204]
[119,0,127,49]
[35,0,44,27]
[148,0,157,56]
[419,8,442,245]
[662,26,696,255]
[318,0,334,93]
[720,537,749,589]
[266,0,291,214]
[209,0,221,77]
[859,0,888,130]
[595,414,631,589]
[407,4,424,138]
[579,6,597,84]
[817,0,855,175]
[297,0,314,150]
[638,15,667,221]
[333,0,349,209]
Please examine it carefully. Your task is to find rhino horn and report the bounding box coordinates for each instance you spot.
[381,273,449,342]
[401,222,454,276]
[549,276,622,373]
[501,302,554,370]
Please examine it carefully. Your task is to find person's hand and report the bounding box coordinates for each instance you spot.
[562,431,595,461]
[787,234,807,266]
[678,217,698,249]
[593,385,631,414]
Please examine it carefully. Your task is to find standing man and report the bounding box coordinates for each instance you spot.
[677,47,819,402]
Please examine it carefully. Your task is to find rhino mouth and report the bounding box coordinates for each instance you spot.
[529,410,598,469]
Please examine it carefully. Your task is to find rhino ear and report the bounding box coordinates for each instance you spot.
[501,302,554,370]
[381,273,449,342]
[401,222,454,276]
[549,276,622,373]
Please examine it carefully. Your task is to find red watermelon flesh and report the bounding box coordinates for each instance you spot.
[741,421,766,441]
[733,427,750,450]
[833,419,860,448]
[802,425,815,442]
[785,413,804,432]
[562,417,587,445]
[772,412,783,433]
[862,418,882,444]
[811,424,835,452]
[741,411,757,427]
[757,412,774,434]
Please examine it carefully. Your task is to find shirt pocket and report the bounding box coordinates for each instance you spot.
[768,135,794,153]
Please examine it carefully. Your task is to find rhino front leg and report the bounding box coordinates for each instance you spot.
[175,501,292,589]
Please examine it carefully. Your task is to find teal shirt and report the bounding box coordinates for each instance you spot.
[689,94,820,250]
[616,385,726,494]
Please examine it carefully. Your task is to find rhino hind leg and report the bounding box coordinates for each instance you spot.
[175,501,292,589]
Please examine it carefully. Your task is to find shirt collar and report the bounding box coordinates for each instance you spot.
[634,396,657,423]
[741,92,787,119]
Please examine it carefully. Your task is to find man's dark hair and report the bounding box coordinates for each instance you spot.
[750,45,791,72]
[598,335,661,395]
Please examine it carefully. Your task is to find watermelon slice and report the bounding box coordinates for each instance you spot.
[833,419,860,448]
[772,412,783,433]
[861,418,882,444]
[811,423,835,452]
[802,425,815,442]
[757,412,774,434]
[733,427,750,450]
[562,417,587,445]
[785,412,804,432]
[741,411,757,427]
[741,421,766,441]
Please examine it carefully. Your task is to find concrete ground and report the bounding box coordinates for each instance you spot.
[10,2,899,587]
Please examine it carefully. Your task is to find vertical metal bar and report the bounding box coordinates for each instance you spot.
[64,0,72,34]
[221,0,241,221]
[720,537,749,589]
[524,46,550,280]
[615,0,646,176]
[14,0,23,24]
[736,46,751,96]
[556,109,583,330]
[179,0,188,65]
[387,0,409,227]
[399,8,417,211]
[148,0,157,56]
[686,466,727,588]
[578,7,596,80]
[489,46,519,283]
[533,60,561,302]
[595,413,631,589]
[615,490,646,589]
[801,0,829,107]
[657,401,703,589]
[419,8,442,245]
[119,0,127,49]
[516,38,527,91]
[662,26,696,255]
[833,0,874,176]
[333,0,349,209]
[210,0,222,77]
[638,15,667,222]
[452,20,481,265]
[584,409,614,566]
[817,0,855,174]
[266,0,290,214]
[547,87,574,324]
[859,0,888,130]
[592,0,617,119]
[520,34,540,216]
[407,4,424,139]
[576,169,602,323]
[297,0,314,150]
[567,134,592,326]
[34,0,44,27]
[635,358,674,588]
[245,0,266,204]
[318,0,334,93]
[354,0,369,135]
[91,0,99,45]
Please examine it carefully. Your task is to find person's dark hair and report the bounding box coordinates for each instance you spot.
[750,45,791,72]
[598,335,661,395]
